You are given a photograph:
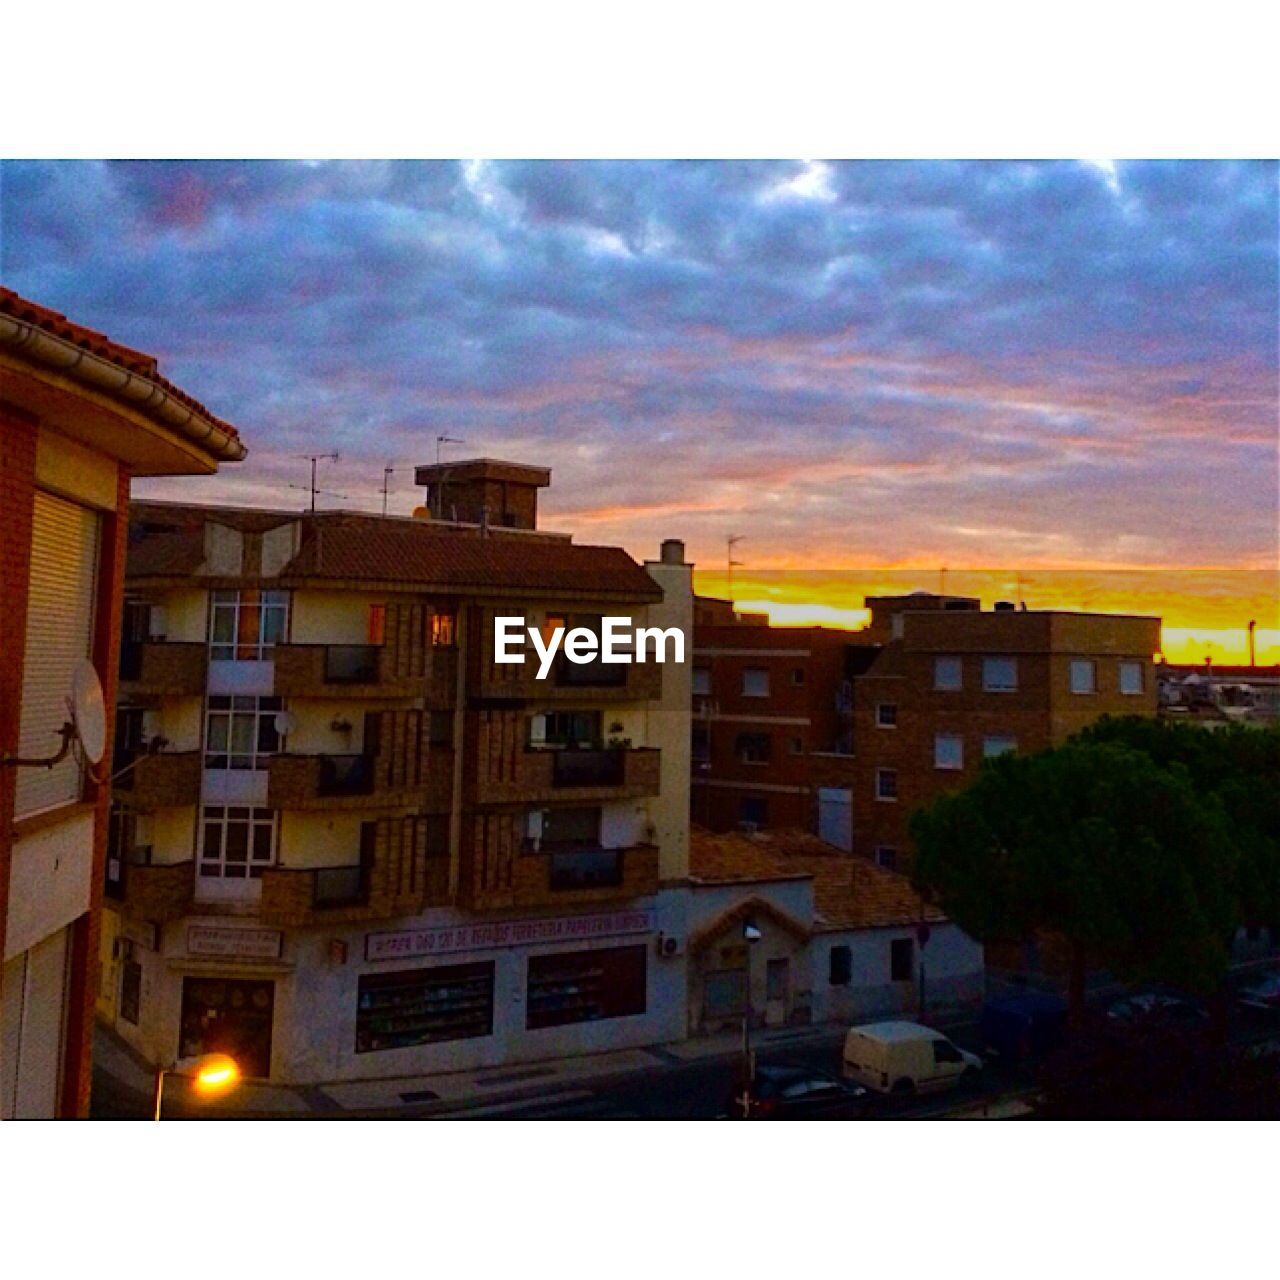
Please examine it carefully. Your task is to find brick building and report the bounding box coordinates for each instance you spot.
[691,597,855,835]
[101,464,694,1084]
[0,288,243,1117]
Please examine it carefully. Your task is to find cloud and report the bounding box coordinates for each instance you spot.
[1,159,1274,573]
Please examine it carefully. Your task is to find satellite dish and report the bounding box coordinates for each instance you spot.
[273,710,298,736]
[70,660,107,764]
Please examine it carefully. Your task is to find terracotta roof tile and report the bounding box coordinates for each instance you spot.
[689,827,946,931]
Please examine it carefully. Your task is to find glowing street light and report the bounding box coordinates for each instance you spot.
[153,1052,241,1120]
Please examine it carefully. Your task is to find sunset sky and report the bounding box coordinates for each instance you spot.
[2,160,1275,660]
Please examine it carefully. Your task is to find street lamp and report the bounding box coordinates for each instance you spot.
[738,918,762,1118]
[153,1052,241,1120]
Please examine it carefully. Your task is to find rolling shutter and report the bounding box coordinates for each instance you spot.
[14,492,100,818]
[0,929,71,1119]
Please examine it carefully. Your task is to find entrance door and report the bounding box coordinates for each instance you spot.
[179,977,275,1078]
[765,956,790,1027]
[817,787,853,851]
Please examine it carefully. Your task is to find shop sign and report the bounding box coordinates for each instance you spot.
[366,909,655,963]
[186,925,284,960]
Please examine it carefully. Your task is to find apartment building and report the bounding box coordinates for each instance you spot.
[101,462,693,1084]
[851,595,1160,872]
[0,288,244,1117]
[691,597,856,835]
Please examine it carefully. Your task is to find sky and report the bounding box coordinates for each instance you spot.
[2,160,1276,658]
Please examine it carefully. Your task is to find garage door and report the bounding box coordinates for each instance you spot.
[1,927,71,1119]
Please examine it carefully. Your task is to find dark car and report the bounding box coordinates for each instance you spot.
[728,1066,868,1119]
[1236,972,1280,1015]
[982,991,1068,1061]
[1105,992,1208,1028]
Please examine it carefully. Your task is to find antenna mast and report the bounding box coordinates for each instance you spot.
[381,465,396,518]
[434,436,465,518]
[727,534,745,602]
[292,452,344,513]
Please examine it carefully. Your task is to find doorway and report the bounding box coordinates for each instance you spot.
[179,976,275,1078]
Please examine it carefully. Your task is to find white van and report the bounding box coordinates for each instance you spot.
[842,1021,982,1095]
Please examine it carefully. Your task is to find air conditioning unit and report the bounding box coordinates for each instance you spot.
[656,932,684,958]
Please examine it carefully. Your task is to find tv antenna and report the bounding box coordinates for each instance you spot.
[436,435,465,465]
[727,534,745,600]
[291,452,346,513]
[433,436,466,518]
[380,465,397,518]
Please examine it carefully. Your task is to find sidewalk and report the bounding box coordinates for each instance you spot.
[94,1010,977,1119]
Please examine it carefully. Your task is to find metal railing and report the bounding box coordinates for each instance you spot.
[324,644,380,684]
[548,846,624,889]
[313,858,371,907]
[551,747,625,787]
[318,754,375,796]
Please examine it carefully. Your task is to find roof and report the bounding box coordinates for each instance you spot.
[0,287,245,464]
[688,828,946,931]
[126,503,663,600]
[413,458,551,487]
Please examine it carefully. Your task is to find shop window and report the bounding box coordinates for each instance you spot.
[205,695,283,770]
[983,656,1018,692]
[829,945,852,986]
[526,945,647,1029]
[890,938,914,982]
[209,588,289,661]
[180,977,274,1078]
[742,668,770,697]
[355,962,495,1053]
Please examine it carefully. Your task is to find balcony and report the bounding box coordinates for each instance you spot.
[471,746,661,806]
[267,751,453,812]
[111,851,195,923]
[273,643,457,703]
[474,657,662,704]
[259,836,451,927]
[468,842,659,911]
[118,641,207,698]
[115,750,202,809]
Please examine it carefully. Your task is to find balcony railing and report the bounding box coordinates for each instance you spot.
[554,657,627,689]
[551,747,625,787]
[318,754,375,797]
[117,641,208,696]
[323,644,380,684]
[313,857,372,907]
[548,846,624,889]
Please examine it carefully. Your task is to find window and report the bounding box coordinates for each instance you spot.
[367,603,386,645]
[428,710,453,748]
[526,945,647,1029]
[932,1038,963,1064]
[875,768,898,801]
[934,733,964,770]
[934,656,963,690]
[983,735,1018,758]
[541,806,602,849]
[875,846,898,870]
[736,732,772,764]
[199,806,276,879]
[356,962,495,1053]
[766,957,789,1003]
[789,736,804,755]
[539,709,601,749]
[1070,659,1097,694]
[890,937,914,982]
[742,668,770,697]
[876,702,898,728]
[739,796,768,827]
[429,611,456,647]
[1119,661,1145,695]
[829,945,852,986]
[691,724,711,764]
[692,667,712,696]
[209,588,288,661]
[205,696,283,770]
[983,656,1018,692]
[790,667,805,686]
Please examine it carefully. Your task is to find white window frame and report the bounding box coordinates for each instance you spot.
[199,805,277,880]
[742,668,770,698]
[1119,661,1145,695]
[934,732,964,771]
[983,734,1018,759]
[934,656,963,691]
[209,588,290,661]
[876,702,898,728]
[205,695,284,770]
[983,656,1018,693]
[875,768,898,802]
[1070,658,1098,695]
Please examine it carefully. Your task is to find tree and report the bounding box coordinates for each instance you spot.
[910,741,1239,1016]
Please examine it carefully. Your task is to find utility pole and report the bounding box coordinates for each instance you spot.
[727,534,744,603]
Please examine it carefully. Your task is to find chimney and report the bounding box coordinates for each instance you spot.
[660,538,685,565]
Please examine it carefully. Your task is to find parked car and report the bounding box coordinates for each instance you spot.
[1236,972,1280,1014]
[982,992,1068,1061]
[1105,992,1208,1028]
[727,1065,869,1119]
[842,1020,982,1095]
